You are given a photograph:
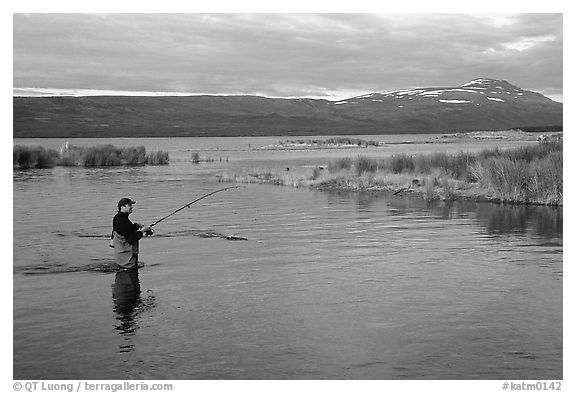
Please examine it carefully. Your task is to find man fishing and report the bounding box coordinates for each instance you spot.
[112,197,152,271]
[110,187,241,270]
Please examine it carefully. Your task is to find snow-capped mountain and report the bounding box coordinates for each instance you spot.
[341,78,545,105]
[326,78,561,131]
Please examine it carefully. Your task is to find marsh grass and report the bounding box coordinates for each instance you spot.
[439,177,457,201]
[14,144,169,168]
[146,150,170,165]
[386,154,415,174]
[278,137,380,147]
[218,168,294,186]
[471,150,562,205]
[219,143,562,206]
[424,175,437,202]
[13,145,59,169]
[191,152,217,163]
[328,157,352,173]
[528,151,562,204]
[380,151,478,180]
[354,156,378,176]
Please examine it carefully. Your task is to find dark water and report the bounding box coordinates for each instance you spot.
[13,137,562,379]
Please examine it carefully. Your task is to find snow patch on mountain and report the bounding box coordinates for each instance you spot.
[439,99,471,104]
[461,78,498,87]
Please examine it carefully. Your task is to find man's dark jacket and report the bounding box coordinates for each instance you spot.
[113,212,143,244]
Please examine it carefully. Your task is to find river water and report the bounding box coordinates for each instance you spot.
[13,136,562,380]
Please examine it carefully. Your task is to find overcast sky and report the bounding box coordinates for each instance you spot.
[13,13,563,101]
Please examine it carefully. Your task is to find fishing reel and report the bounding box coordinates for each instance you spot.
[137,223,154,237]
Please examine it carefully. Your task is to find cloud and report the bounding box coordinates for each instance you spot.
[503,35,557,51]
[13,13,562,100]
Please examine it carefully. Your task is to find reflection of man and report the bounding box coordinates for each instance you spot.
[112,269,141,315]
[112,269,141,344]
[112,198,151,270]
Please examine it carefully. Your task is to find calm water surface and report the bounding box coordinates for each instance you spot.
[13,137,562,379]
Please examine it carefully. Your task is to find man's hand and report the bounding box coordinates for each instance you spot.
[140,225,153,236]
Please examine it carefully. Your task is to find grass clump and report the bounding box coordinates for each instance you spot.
[14,144,170,168]
[328,157,352,173]
[13,145,59,169]
[278,137,380,148]
[354,156,378,176]
[386,154,415,174]
[380,151,477,180]
[423,175,438,202]
[385,143,562,205]
[471,150,562,205]
[191,152,217,163]
[145,150,170,165]
[79,145,128,166]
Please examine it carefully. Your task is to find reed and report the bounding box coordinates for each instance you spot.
[328,157,352,173]
[146,150,170,165]
[217,141,561,205]
[423,175,437,202]
[14,144,170,168]
[471,157,528,202]
[354,156,378,176]
[471,149,562,204]
[121,146,147,165]
[282,143,563,205]
[439,177,457,201]
[278,137,380,147]
[528,151,562,205]
[191,151,214,163]
[386,153,415,174]
[80,145,125,166]
[13,145,59,169]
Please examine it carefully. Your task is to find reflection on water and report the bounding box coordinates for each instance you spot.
[475,204,562,239]
[112,269,141,334]
[326,190,563,241]
[112,268,157,354]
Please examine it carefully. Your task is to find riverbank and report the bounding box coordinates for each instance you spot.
[217,142,563,206]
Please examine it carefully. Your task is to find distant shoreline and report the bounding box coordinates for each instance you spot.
[13,130,554,145]
[11,130,559,140]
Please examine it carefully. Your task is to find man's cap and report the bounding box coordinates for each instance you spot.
[118,197,136,209]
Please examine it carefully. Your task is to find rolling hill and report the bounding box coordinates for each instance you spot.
[13,78,562,138]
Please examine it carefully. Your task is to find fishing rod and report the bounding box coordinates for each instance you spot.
[146,186,241,232]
